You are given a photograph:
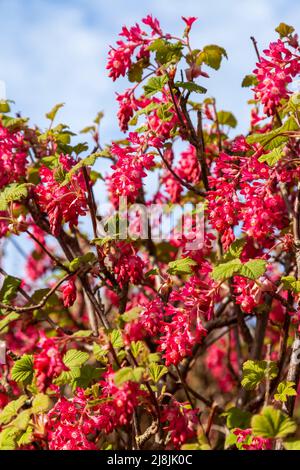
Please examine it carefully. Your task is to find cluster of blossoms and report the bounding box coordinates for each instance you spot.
[47,369,145,450]
[0,122,28,188]
[35,154,87,236]
[161,401,199,449]
[253,38,300,116]
[33,336,67,392]
[233,428,272,450]
[106,15,162,81]
[108,133,158,205]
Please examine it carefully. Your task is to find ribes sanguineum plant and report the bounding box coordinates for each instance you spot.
[0,17,299,451]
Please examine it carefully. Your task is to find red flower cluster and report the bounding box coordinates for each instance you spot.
[35,154,87,236]
[33,336,67,392]
[161,401,199,448]
[253,39,300,116]
[0,123,28,189]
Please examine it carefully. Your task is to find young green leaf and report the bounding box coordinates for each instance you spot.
[0,275,21,304]
[251,406,297,438]
[143,75,168,97]
[148,363,168,383]
[11,355,34,384]
[275,23,295,38]
[45,102,64,121]
[217,110,237,128]
[0,395,27,425]
[62,349,89,369]
[174,81,207,94]
[258,147,284,166]
[241,360,278,390]
[211,258,242,281]
[274,381,297,403]
[32,394,51,414]
[167,257,197,275]
[241,75,258,87]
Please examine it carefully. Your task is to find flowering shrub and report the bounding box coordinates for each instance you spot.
[0,17,300,451]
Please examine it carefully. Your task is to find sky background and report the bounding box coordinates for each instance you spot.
[0,0,300,273]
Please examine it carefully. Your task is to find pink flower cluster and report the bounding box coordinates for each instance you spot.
[0,123,28,189]
[108,133,158,205]
[253,39,300,116]
[233,428,272,450]
[33,336,67,392]
[106,15,162,81]
[35,154,87,236]
[161,401,199,448]
[158,305,207,366]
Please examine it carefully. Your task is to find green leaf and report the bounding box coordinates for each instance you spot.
[225,431,238,449]
[147,353,161,363]
[53,369,80,386]
[128,59,146,83]
[222,239,246,262]
[71,365,103,390]
[109,329,124,349]
[17,426,34,446]
[61,152,102,185]
[92,343,108,364]
[239,259,266,280]
[10,409,31,431]
[225,407,251,430]
[148,39,183,65]
[251,406,297,438]
[174,81,207,94]
[0,312,20,331]
[71,329,93,338]
[45,102,64,121]
[148,363,168,383]
[212,258,266,282]
[0,183,28,211]
[1,115,28,130]
[0,100,10,113]
[246,116,298,151]
[130,341,145,359]
[197,45,227,70]
[275,22,295,38]
[0,275,21,304]
[11,355,34,384]
[281,275,300,293]
[283,438,300,450]
[0,395,27,425]
[258,146,284,166]
[143,75,168,97]
[241,360,278,390]
[114,366,144,386]
[121,306,142,323]
[241,75,258,87]
[212,258,242,281]
[0,427,18,450]
[274,381,297,403]
[63,349,89,369]
[167,257,197,276]
[32,393,51,414]
[68,252,97,272]
[217,110,237,128]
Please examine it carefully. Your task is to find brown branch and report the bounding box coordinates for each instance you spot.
[157,147,205,196]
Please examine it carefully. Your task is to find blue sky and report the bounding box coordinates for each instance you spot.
[1,0,300,274]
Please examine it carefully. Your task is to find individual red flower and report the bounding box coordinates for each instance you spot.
[62,277,77,308]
